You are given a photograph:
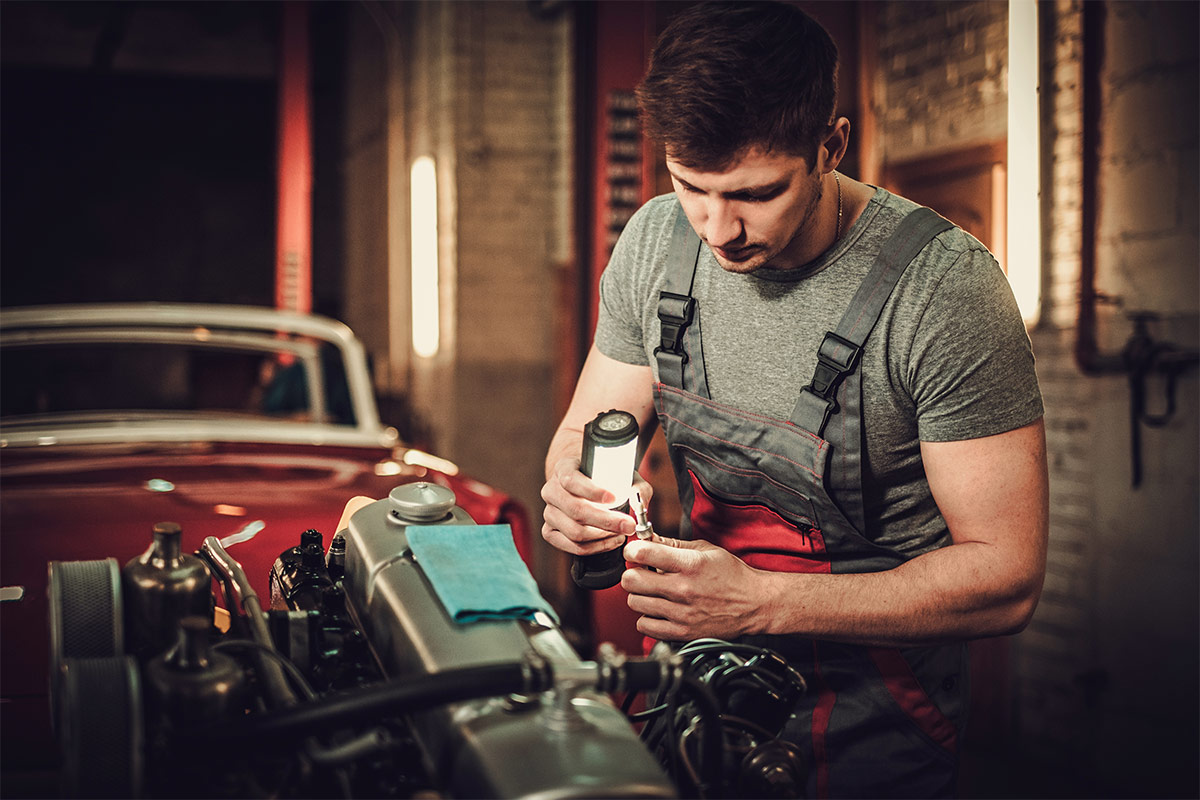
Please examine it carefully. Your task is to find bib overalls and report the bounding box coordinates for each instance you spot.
[651,202,967,798]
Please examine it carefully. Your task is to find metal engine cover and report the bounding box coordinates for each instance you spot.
[341,483,674,799]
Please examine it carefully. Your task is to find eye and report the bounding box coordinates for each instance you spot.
[736,188,782,203]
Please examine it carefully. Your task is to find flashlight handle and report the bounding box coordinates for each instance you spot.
[572,412,636,590]
[570,515,627,590]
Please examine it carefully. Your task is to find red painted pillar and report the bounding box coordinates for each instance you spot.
[275,2,312,314]
[583,2,660,657]
[587,1,658,337]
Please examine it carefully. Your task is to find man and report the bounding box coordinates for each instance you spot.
[541,3,1047,796]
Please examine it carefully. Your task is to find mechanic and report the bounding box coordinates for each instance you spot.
[540,2,1048,797]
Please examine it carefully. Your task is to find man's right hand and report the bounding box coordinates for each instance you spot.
[540,344,659,557]
[540,456,652,556]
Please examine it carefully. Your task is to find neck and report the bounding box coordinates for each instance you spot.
[775,170,845,269]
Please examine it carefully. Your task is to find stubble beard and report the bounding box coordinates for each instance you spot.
[711,177,825,275]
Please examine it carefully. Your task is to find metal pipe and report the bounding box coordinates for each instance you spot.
[199,537,296,708]
[1075,0,1124,375]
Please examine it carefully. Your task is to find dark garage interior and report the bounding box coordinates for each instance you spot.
[1,2,1196,798]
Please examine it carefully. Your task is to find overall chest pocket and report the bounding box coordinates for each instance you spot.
[679,445,833,574]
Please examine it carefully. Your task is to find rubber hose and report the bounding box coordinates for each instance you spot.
[618,657,670,693]
[203,661,545,744]
[680,673,725,799]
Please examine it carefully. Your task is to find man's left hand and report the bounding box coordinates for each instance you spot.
[621,536,772,641]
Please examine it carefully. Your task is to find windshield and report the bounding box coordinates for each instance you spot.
[1,340,356,426]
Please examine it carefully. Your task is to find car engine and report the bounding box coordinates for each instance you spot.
[47,483,808,799]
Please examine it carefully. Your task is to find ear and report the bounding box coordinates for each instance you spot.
[818,117,851,174]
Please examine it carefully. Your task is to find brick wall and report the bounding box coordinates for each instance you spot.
[1020,0,1100,781]
[878,2,1198,795]
[1031,3,1198,795]
[876,0,1008,162]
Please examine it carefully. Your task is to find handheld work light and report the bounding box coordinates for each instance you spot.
[571,409,638,590]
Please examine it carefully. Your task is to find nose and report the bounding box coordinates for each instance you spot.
[702,198,743,248]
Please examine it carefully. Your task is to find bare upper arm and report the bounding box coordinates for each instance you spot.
[555,344,658,451]
[920,417,1049,571]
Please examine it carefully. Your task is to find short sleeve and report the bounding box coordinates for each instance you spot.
[593,203,659,366]
[908,247,1044,442]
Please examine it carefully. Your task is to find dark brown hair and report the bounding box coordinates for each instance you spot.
[636,1,839,170]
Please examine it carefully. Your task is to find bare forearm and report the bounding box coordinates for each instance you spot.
[757,540,1045,647]
[544,425,585,481]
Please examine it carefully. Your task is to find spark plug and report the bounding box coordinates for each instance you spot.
[631,491,654,540]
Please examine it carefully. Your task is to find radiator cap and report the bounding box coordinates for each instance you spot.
[387,482,457,524]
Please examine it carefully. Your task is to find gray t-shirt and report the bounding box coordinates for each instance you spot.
[595,188,1043,556]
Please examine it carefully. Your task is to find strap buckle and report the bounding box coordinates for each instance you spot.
[807,332,862,398]
[655,291,696,358]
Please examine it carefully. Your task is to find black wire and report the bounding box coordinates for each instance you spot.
[677,674,724,799]
[643,638,808,798]
[629,702,670,721]
[686,646,806,699]
[679,637,769,653]
[699,663,730,686]
[681,642,803,687]
[664,684,682,787]
[638,676,674,744]
[212,639,353,797]
[641,718,669,757]
[678,721,704,792]
[719,713,775,741]
[710,668,787,701]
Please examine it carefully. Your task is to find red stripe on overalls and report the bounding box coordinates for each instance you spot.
[688,471,838,794]
[811,641,836,799]
[867,647,958,752]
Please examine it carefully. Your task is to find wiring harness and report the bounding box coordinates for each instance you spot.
[628,639,810,799]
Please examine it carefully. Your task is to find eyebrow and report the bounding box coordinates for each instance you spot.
[670,171,789,199]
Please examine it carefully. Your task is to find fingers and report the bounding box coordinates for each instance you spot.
[541,515,627,555]
[551,456,616,505]
[634,612,690,643]
[540,458,636,555]
[624,579,701,642]
[621,538,763,643]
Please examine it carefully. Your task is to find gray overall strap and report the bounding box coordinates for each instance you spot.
[791,207,954,435]
[654,204,707,395]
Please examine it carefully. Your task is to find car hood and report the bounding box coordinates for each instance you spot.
[0,441,529,760]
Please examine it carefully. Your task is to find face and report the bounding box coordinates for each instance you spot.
[668,147,824,274]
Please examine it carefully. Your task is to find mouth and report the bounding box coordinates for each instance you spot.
[712,244,758,262]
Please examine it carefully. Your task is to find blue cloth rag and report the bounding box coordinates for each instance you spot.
[405,524,559,625]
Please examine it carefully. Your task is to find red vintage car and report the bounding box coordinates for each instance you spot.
[0,303,530,785]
